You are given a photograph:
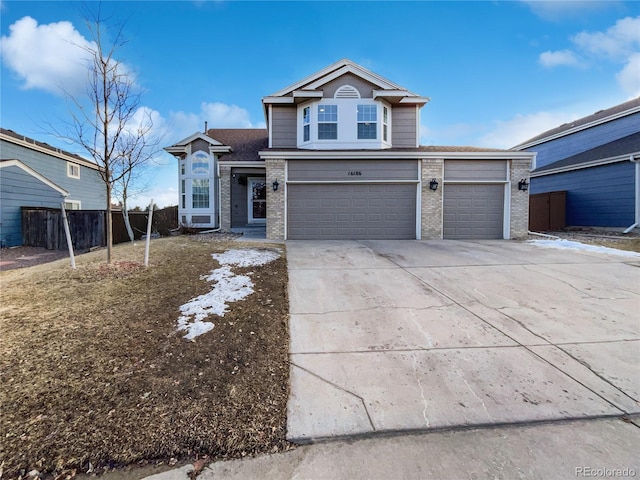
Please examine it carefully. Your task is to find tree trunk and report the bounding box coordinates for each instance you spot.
[122,197,135,242]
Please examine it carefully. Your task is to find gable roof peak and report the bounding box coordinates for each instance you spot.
[267,58,414,98]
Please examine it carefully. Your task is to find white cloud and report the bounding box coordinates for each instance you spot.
[539,49,583,68]
[0,16,95,95]
[616,52,640,98]
[536,16,640,97]
[168,101,265,142]
[572,16,640,59]
[478,111,581,149]
[200,102,260,128]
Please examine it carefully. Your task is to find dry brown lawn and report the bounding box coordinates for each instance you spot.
[0,235,292,479]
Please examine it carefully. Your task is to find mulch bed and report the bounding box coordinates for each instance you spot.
[0,235,293,479]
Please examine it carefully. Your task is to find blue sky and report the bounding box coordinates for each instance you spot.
[1,0,639,208]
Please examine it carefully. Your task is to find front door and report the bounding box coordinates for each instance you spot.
[248,177,266,224]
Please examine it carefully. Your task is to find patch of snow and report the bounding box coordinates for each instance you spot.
[212,248,281,267]
[176,248,280,340]
[527,239,640,258]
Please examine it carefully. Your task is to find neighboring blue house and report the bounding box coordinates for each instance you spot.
[513,97,640,230]
[0,128,106,247]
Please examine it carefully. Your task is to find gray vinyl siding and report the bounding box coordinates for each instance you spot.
[270,106,297,148]
[320,73,377,98]
[191,139,211,153]
[288,159,418,181]
[0,165,66,247]
[391,106,418,148]
[444,160,507,181]
[0,140,105,209]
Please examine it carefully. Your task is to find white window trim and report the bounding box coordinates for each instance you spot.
[67,162,80,179]
[191,178,211,209]
[64,200,81,210]
[303,106,311,142]
[298,98,392,149]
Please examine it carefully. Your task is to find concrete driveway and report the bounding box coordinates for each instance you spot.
[285,239,640,441]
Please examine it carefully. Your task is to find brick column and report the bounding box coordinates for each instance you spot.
[219,165,231,230]
[266,158,285,240]
[510,159,531,239]
[421,158,444,239]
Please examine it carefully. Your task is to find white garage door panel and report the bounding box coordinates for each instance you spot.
[288,183,416,240]
[443,184,505,239]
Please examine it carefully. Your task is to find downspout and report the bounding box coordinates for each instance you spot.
[623,154,639,234]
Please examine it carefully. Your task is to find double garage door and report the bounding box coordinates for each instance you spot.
[288,183,416,239]
[285,159,507,240]
[287,159,417,240]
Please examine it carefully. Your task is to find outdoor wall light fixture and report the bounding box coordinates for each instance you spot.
[518,178,529,191]
[272,179,279,192]
[429,178,439,191]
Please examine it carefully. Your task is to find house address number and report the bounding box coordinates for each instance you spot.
[347,171,363,176]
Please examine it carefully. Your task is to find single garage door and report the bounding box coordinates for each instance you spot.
[287,183,416,239]
[443,184,504,239]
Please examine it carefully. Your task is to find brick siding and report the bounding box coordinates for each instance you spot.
[421,158,444,239]
[266,158,285,240]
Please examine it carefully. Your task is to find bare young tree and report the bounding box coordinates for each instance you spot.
[61,10,154,262]
[112,120,159,242]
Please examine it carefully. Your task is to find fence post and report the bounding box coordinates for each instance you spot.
[144,200,154,267]
[60,203,76,269]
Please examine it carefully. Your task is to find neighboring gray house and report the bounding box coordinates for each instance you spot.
[513,97,640,231]
[0,128,105,247]
[166,59,535,240]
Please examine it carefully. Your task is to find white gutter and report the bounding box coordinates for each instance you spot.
[623,154,640,234]
[259,150,536,160]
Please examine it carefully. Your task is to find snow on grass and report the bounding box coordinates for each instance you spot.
[212,248,280,267]
[527,239,640,258]
[177,248,281,340]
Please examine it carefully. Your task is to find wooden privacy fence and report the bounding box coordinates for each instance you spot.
[22,206,178,251]
[529,191,567,232]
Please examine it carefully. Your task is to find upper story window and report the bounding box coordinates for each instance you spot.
[383,106,389,142]
[191,150,210,175]
[298,98,391,149]
[67,162,80,179]
[317,104,338,139]
[303,106,310,142]
[357,105,377,140]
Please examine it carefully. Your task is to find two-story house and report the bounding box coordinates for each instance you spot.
[513,97,640,232]
[0,128,105,247]
[165,59,535,240]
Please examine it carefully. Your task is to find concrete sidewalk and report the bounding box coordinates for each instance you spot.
[146,417,640,480]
